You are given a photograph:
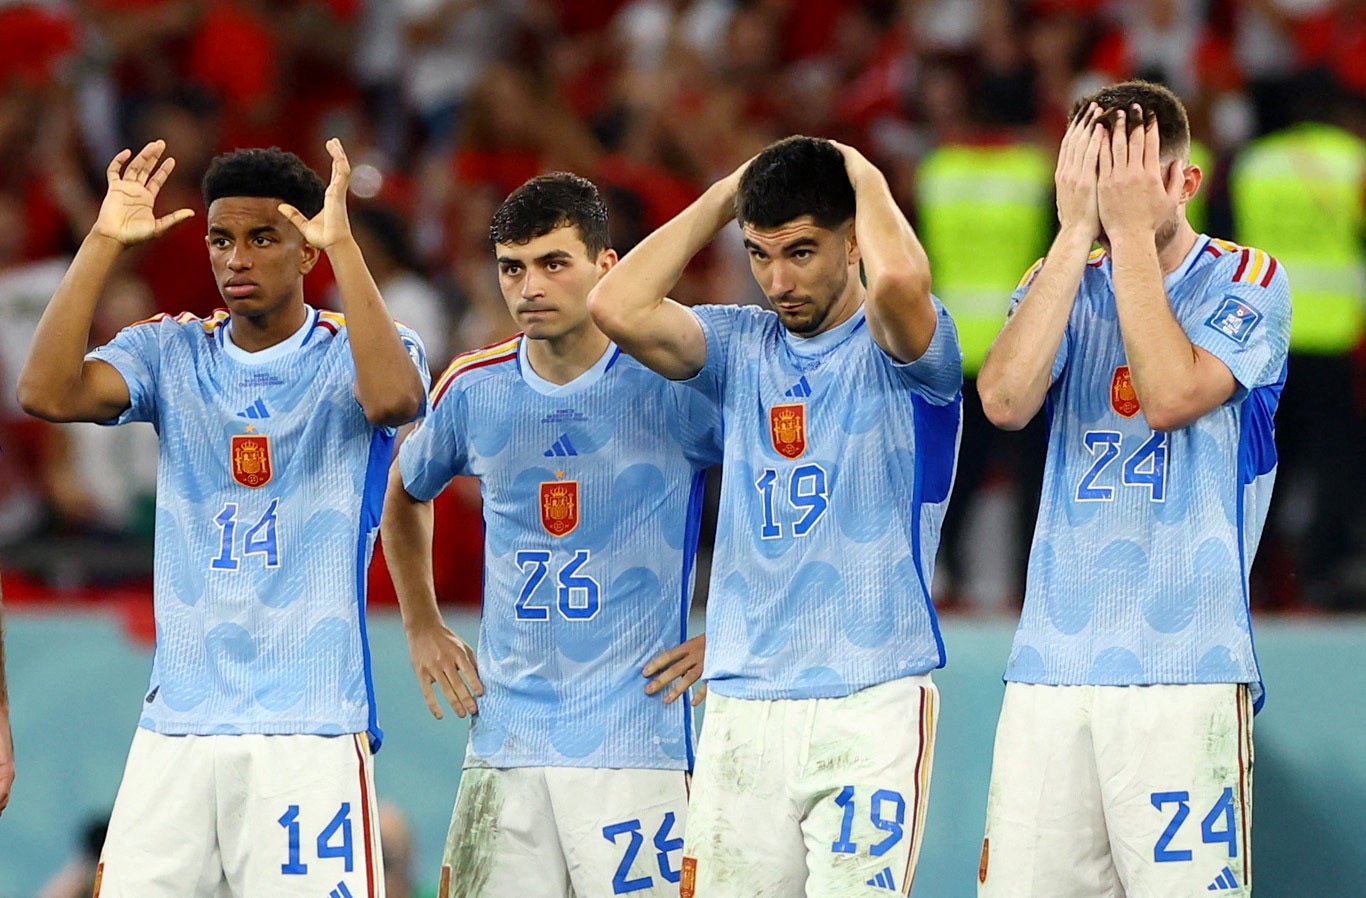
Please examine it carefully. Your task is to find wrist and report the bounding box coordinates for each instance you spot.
[85,229,127,253]
[1053,224,1098,256]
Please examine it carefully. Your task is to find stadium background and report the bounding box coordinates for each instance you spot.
[0,0,1363,895]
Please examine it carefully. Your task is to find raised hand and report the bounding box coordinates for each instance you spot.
[1098,105,1182,241]
[278,137,353,251]
[406,619,484,719]
[93,140,194,245]
[1055,103,1106,240]
[643,633,707,706]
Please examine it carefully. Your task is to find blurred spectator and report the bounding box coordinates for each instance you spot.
[36,813,109,898]
[1229,73,1366,610]
[339,203,453,368]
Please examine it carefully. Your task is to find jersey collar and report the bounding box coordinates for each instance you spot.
[783,305,867,358]
[518,339,621,396]
[1163,234,1211,292]
[222,306,317,365]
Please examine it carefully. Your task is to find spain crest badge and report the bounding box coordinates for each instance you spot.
[1110,366,1140,418]
[769,403,807,459]
[540,478,580,537]
[231,433,273,488]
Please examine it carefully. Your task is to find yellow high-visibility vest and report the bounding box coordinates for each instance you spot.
[917,142,1053,376]
[1187,139,1213,234]
[1230,122,1365,354]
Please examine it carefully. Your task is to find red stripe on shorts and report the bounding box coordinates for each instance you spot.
[1236,688,1251,885]
[902,687,929,895]
[353,735,377,898]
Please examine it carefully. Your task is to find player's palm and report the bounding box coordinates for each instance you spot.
[279,138,353,251]
[94,140,194,246]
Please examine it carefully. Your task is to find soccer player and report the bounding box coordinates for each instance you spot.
[589,137,963,896]
[381,173,720,898]
[17,138,428,896]
[976,81,1290,896]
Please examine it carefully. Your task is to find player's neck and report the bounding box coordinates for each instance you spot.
[228,301,310,353]
[524,325,611,385]
[1156,222,1200,276]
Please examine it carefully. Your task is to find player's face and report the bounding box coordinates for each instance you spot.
[206,197,319,319]
[495,226,616,341]
[742,216,860,337]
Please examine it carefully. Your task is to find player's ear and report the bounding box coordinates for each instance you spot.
[1177,161,1202,204]
[845,224,861,267]
[299,242,320,275]
[597,247,619,275]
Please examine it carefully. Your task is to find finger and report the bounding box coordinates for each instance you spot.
[125,140,164,184]
[643,647,682,678]
[461,655,485,697]
[1144,112,1161,173]
[327,138,351,184]
[152,208,195,237]
[107,149,132,184]
[1110,109,1127,168]
[277,203,309,232]
[1082,120,1105,175]
[646,658,696,696]
[1131,105,1152,170]
[147,155,177,193]
[691,682,708,706]
[419,676,444,720]
[439,667,478,717]
[664,667,701,704]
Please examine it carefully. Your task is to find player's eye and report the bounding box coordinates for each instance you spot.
[748,250,769,261]
[546,261,564,272]
[501,264,522,276]
[253,236,273,247]
[792,249,813,260]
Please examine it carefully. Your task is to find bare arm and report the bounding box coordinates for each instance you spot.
[0,578,12,815]
[588,168,748,380]
[1100,108,1235,432]
[279,140,424,427]
[380,463,482,719]
[979,106,1105,430]
[832,143,936,363]
[18,141,193,423]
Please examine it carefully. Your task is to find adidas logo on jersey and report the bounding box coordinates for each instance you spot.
[785,376,812,398]
[544,434,579,457]
[329,882,355,898]
[236,398,270,420]
[1207,866,1240,890]
[866,866,897,890]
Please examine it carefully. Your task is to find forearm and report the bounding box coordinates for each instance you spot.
[847,162,935,361]
[978,227,1092,429]
[17,232,122,418]
[380,469,443,633]
[1108,234,1207,430]
[330,238,424,426]
[588,179,732,377]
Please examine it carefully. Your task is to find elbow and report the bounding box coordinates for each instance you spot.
[977,377,1033,432]
[1142,404,1196,433]
[363,389,424,428]
[17,382,67,422]
[586,283,624,338]
[873,265,932,308]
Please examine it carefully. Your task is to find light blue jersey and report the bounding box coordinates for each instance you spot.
[687,302,962,700]
[88,307,429,747]
[1004,238,1291,709]
[399,336,721,770]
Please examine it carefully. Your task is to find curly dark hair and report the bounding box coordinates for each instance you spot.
[201,147,326,217]
[735,136,856,231]
[489,172,611,257]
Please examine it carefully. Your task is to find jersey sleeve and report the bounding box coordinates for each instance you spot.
[398,380,470,502]
[1183,249,1292,396]
[84,318,163,425]
[882,295,963,405]
[1006,257,1070,382]
[681,303,751,403]
[396,323,434,415]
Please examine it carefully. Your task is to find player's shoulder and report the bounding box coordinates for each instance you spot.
[693,301,773,331]
[430,334,522,407]
[1196,238,1285,291]
[121,308,230,340]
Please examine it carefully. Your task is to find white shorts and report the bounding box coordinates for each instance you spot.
[979,683,1254,898]
[683,674,939,897]
[96,729,385,898]
[439,766,689,898]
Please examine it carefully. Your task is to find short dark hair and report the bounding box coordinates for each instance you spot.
[489,172,611,257]
[202,147,326,217]
[1071,80,1191,161]
[735,136,856,231]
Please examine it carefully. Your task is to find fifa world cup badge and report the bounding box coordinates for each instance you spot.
[1110,366,1141,418]
[231,432,274,488]
[540,475,580,537]
[769,402,808,459]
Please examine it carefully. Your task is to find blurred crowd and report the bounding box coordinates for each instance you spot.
[0,0,1363,610]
